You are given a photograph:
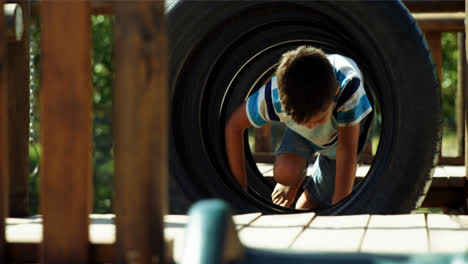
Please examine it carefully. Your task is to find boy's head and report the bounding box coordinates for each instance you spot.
[276,46,338,126]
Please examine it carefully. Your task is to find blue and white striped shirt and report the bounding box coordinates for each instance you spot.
[245,54,373,158]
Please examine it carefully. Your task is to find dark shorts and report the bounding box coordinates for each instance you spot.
[275,114,376,208]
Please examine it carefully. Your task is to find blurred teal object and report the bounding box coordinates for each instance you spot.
[181,200,468,264]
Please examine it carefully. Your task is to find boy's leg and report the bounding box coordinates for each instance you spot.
[296,190,319,209]
[271,153,307,207]
[301,155,337,209]
[272,128,318,207]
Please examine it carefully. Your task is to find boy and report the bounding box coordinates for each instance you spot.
[225,46,375,209]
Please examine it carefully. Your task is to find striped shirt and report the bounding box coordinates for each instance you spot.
[245,54,373,158]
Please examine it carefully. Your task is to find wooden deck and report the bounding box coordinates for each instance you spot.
[258,163,468,211]
[6,213,468,263]
[257,163,466,187]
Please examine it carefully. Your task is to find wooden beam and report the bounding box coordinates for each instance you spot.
[403,0,465,13]
[425,32,443,160]
[0,0,9,261]
[425,32,443,87]
[32,0,465,15]
[422,186,466,209]
[113,1,168,263]
[30,0,112,15]
[7,243,114,263]
[464,0,468,182]
[413,12,465,32]
[457,33,466,157]
[29,0,468,15]
[7,1,30,217]
[40,1,92,263]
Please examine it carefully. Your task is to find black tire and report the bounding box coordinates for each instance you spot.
[167,0,441,215]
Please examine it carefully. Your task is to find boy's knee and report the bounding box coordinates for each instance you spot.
[273,162,305,186]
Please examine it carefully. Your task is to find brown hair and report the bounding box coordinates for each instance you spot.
[276,46,337,124]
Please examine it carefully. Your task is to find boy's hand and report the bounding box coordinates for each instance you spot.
[225,102,252,190]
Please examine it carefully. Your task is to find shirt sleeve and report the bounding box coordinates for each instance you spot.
[336,76,373,127]
[245,85,270,127]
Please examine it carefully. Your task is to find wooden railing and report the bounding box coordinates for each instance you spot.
[1,0,168,262]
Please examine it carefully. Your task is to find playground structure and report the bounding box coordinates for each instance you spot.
[1,0,168,262]
[0,0,468,263]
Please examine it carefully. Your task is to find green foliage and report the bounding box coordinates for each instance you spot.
[441,32,458,132]
[28,16,115,214]
[91,16,115,213]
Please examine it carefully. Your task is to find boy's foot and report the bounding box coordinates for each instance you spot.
[271,183,300,207]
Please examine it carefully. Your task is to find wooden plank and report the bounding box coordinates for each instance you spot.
[238,213,314,249]
[422,186,466,208]
[4,214,468,261]
[7,1,30,217]
[429,230,468,252]
[292,229,365,252]
[457,33,466,156]
[291,215,369,252]
[5,213,258,263]
[430,166,465,187]
[466,0,468,180]
[239,226,303,249]
[164,215,188,264]
[361,214,428,253]
[367,214,426,228]
[0,0,9,260]
[362,214,428,253]
[39,1,92,263]
[113,1,168,263]
[248,212,315,227]
[427,214,468,229]
[233,212,262,230]
[425,32,442,160]
[28,0,468,15]
[414,12,465,32]
[438,156,465,165]
[404,1,465,13]
[308,214,369,229]
[361,228,429,253]
[444,165,466,177]
[428,214,468,252]
[7,242,115,264]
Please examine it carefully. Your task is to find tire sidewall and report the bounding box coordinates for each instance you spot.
[168,1,441,214]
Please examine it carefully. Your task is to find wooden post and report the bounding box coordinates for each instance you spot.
[254,124,272,153]
[8,1,30,217]
[457,33,466,157]
[425,32,443,158]
[40,1,92,263]
[0,0,9,260]
[114,1,168,263]
[465,0,468,180]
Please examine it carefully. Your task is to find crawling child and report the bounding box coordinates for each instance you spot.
[225,46,375,209]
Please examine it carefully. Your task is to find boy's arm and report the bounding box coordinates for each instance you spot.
[225,102,252,190]
[333,123,360,204]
